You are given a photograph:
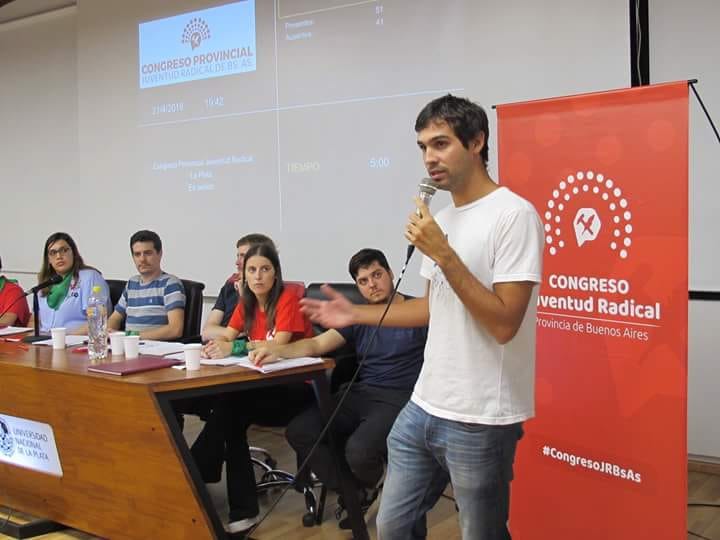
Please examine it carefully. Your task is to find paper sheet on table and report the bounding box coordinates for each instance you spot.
[186,354,324,372]
[234,356,324,374]
[138,340,185,356]
[34,335,88,347]
[0,326,33,336]
[164,351,240,366]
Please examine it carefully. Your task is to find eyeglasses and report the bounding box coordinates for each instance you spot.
[48,246,71,258]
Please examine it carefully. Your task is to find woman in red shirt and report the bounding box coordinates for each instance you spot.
[202,243,313,533]
[203,242,311,354]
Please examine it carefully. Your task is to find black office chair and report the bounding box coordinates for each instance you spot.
[106,279,127,312]
[304,283,366,392]
[105,279,127,331]
[179,279,205,343]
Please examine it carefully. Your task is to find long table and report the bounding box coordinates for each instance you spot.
[0,341,368,539]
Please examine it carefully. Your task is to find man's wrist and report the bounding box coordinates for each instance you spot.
[346,304,362,326]
[435,245,459,270]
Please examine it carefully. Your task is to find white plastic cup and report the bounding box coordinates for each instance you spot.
[50,327,66,350]
[184,343,202,371]
[124,335,140,359]
[109,332,125,355]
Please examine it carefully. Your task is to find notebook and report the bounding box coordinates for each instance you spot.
[87,355,183,376]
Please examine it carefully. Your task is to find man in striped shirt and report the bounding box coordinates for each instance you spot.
[108,230,185,340]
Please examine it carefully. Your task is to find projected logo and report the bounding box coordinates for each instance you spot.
[0,417,15,457]
[139,1,256,89]
[181,17,211,50]
[543,170,634,259]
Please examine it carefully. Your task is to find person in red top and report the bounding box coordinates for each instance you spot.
[203,242,311,355]
[201,242,313,534]
[0,256,31,327]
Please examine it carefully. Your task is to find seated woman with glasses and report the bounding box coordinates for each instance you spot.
[201,242,313,534]
[34,232,111,335]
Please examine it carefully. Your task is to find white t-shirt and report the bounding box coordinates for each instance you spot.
[413,186,543,425]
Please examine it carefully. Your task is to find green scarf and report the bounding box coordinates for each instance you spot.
[46,273,73,310]
[0,276,18,293]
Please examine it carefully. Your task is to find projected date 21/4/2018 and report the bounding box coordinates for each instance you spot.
[151,102,184,116]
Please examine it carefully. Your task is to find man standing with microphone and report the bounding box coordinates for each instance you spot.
[301,94,543,539]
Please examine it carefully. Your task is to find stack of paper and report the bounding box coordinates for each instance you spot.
[165,352,324,373]
[0,326,33,336]
[33,335,88,347]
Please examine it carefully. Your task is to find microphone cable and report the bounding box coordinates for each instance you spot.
[245,250,418,537]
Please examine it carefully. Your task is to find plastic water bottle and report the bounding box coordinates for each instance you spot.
[87,285,108,360]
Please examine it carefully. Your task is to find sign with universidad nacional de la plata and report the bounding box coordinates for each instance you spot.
[0,413,63,476]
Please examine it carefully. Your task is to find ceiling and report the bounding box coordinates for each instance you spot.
[0,0,76,24]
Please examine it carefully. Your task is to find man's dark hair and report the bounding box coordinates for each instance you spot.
[236,233,276,250]
[415,94,490,165]
[130,230,162,252]
[348,248,391,281]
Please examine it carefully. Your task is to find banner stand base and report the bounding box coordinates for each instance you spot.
[0,508,66,539]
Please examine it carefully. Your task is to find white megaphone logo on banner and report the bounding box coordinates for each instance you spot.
[573,208,601,246]
[543,170,633,259]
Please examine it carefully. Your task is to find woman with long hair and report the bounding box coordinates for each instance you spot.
[203,242,309,354]
[202,242,313,533]
[35,232,110,335]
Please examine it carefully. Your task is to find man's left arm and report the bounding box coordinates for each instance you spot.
[139,308,184,340]
[139,278,186,340]
[407,199,541,345]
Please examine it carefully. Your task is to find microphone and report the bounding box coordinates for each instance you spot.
[406,179,438,262]
[4,274,66,342]
[416,179,438,216]
[26,274,63,295]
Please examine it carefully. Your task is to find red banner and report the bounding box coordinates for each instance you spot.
[498,82,688,539]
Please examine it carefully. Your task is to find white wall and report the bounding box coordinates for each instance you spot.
[688,300,720,460]
[0,7,78,277]
[649,0,720,292]
[650,0,720,459]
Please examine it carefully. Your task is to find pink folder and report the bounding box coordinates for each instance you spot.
[87,355,182,376]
